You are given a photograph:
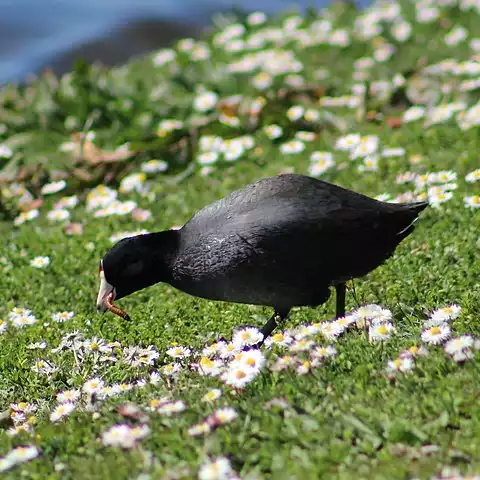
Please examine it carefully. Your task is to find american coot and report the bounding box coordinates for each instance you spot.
[96,174,427,342]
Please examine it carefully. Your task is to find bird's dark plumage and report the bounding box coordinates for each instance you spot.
[97,174,428,340]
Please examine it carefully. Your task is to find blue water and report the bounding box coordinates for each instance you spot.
[0,0,369,85]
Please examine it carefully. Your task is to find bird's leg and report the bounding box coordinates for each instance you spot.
[335,283,346,318]
[256,309,290,348]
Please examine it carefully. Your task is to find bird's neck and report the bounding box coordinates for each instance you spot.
[140,230,180,282]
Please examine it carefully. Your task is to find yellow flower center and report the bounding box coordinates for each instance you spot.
[200,357,214,368]
[377,326,388,335]
[235,370,247,379]
[430,327,441,335]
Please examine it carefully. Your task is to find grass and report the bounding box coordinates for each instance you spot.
[1,0,480,478]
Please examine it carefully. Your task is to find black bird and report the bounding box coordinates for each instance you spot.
[96,174,427,342]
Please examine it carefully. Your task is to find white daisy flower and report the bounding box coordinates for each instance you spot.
[198,151,219,165]
[201,389,222,403]
[9,307,33,319]
[201,340,226,358]
[56,389,81,404]
[156,119,183,136]
[270,355,297,372]
[296,360,312,375]
[50,402,76,423]
[429,171,457,184]
[386,357,414,374]
[445,26,468,46]
[188,422,211,436]
[82,377,105,394]
[247,11,267,26]
[119,173,146,194]
[223,141,245,162]
[286,105,305,121]
[451,349,474,363]
[194,91,218,112]
[264,331,293,349]
[421,324,451,345]
[391,22,412,42]
[396,171,417,185]
[403,106,425,123]
[295,131,316,142]
[52,311,75,323]
[141,159,168,173]
[319,321,344,341]
[153,49,176,66]
[47,207,71,223]
[428,191,453,208]
[30,256,50,268]
[333,315,357,330]
[399,345,429,359]
[0,446,39,472]
[0,320,7,334]
[289,338,315,352]
[232,327,263,349]
[54,195,79,209]
[369,323,395,342]
[219,342,240,360]
[221,365,257,389]
[12,314,37,328]
[311,345,337,360]
[350,136,379,160]
[162,362,182,376]
[147,397,170,411]
[10,401,37,414]
[166,345,192,359]
[425,304,462,326]
[211,407,238,425]
[149,371,161,384]
[358,155,379,172]
[335,134,361,151]
[416,6,439,23]
[132,208,152,222]
[280,140,305,154]
[263,124,283,139]
[102,424,148,449]
[14,209,40,226]
[156,400,186,415]
[6,424,34,437]
[465,169,480,183]
[464,195,480,208]
[444,335,474,360]
[231,349,266,372]
[0,144,13,158]
[370,308,393,325]
[251,71,273,90]
[308,152,335,177]
[196,357,224,377]
[198,457,235,480]
[293,324,320,339]
[41,180,67,195]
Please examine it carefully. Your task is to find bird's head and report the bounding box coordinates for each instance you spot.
[96,232,178,314]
